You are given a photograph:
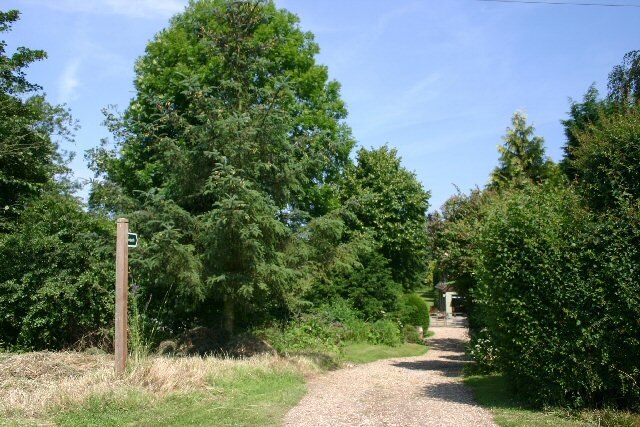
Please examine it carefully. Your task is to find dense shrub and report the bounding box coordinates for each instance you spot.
[571,108,640,211]
[368,319,402,347]
[322,251,402,321]
[0,193,114,350]
[397,293,429,330]
[259,313,343,355]
[313,299,372,343]
[401,324,422,344]
[474,184,640,409]
[258,299,371,354]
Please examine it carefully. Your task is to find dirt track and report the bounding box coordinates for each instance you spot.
[284,326,496,427]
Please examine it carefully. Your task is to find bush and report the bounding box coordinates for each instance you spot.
[402,324,422,344]
[0,193,114,350]
[343,318,370,343]
[312,299,371,343]
[466,327,499,373]
[368,319,401,347]
[474,183,640,409]
[259,312,343,355]
[397,293,429,330]
[571,108,640,211]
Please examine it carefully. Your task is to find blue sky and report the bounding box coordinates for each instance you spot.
[4,0,640,210]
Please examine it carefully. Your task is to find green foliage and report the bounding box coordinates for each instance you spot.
[0,9,75,229]
[473,183,640,409]
[562,51,640,184]
[311,299,371,343]
[259,310,343,355]
[257,299,358,354]
[0,193,114,350]
[429,189,491,294]
[368,319,402,347]
[560,86,614,180]
[262,313,343,355]
[401,324,422,344]
[342,146,430,291]
[258,300,406,353]
[428,188,494,343]
[88,0,357,335]
[397,293,429,330]
[332,251,402,321]
[607,50,640,106]
[489,111,557,190]
[570,107,640,211]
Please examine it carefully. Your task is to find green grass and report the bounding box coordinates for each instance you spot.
[416,285,436,311]
[53,367,306,427]
[465,373,640,427]
[342,342,427,364]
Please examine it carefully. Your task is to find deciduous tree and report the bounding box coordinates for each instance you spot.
[342,146,430,291]
[0,10,74,229]
[89,0,355,334]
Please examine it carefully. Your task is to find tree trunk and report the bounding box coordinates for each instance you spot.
[223,295,234,336]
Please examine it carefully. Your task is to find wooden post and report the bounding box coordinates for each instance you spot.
[115,218,129,376]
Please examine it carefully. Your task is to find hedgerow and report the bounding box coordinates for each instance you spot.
[474,184,640,409]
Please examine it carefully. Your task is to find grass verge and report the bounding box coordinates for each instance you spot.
[342,342,427,364]
[0,352,316,427]
[465,373,640,427]
[54,367,306,427]
[1,341,430,425]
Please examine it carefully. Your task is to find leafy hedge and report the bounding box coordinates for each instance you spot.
[0,193,115,350]
[258,299,405,353]
[474,184,640,409]
[397,293,429,330]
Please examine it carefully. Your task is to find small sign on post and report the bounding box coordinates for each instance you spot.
[127,233,138,248]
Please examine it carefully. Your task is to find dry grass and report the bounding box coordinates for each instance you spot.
[0,350,321,421]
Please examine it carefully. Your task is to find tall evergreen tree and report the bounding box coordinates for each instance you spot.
[490,111,556,190]
[89,0,355,334]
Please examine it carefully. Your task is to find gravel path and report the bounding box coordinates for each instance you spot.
[284,326,496,427]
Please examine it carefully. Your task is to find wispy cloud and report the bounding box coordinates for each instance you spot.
[59,59,81,103]
[25,0,187,19]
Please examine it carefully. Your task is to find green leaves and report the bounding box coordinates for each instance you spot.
[87,0,359,334]
[342,146,430,291]
[472,183,640,409]
[0,10,75,228]
[490,111,557,191]
[0,193,115,350]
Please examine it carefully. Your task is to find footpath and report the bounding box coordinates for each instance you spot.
[284,326,496,427]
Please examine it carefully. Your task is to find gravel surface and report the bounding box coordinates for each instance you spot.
[284,326,496,427]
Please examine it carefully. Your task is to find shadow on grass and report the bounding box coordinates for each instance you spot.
[464,373,529,411]
[467,375,640,427]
